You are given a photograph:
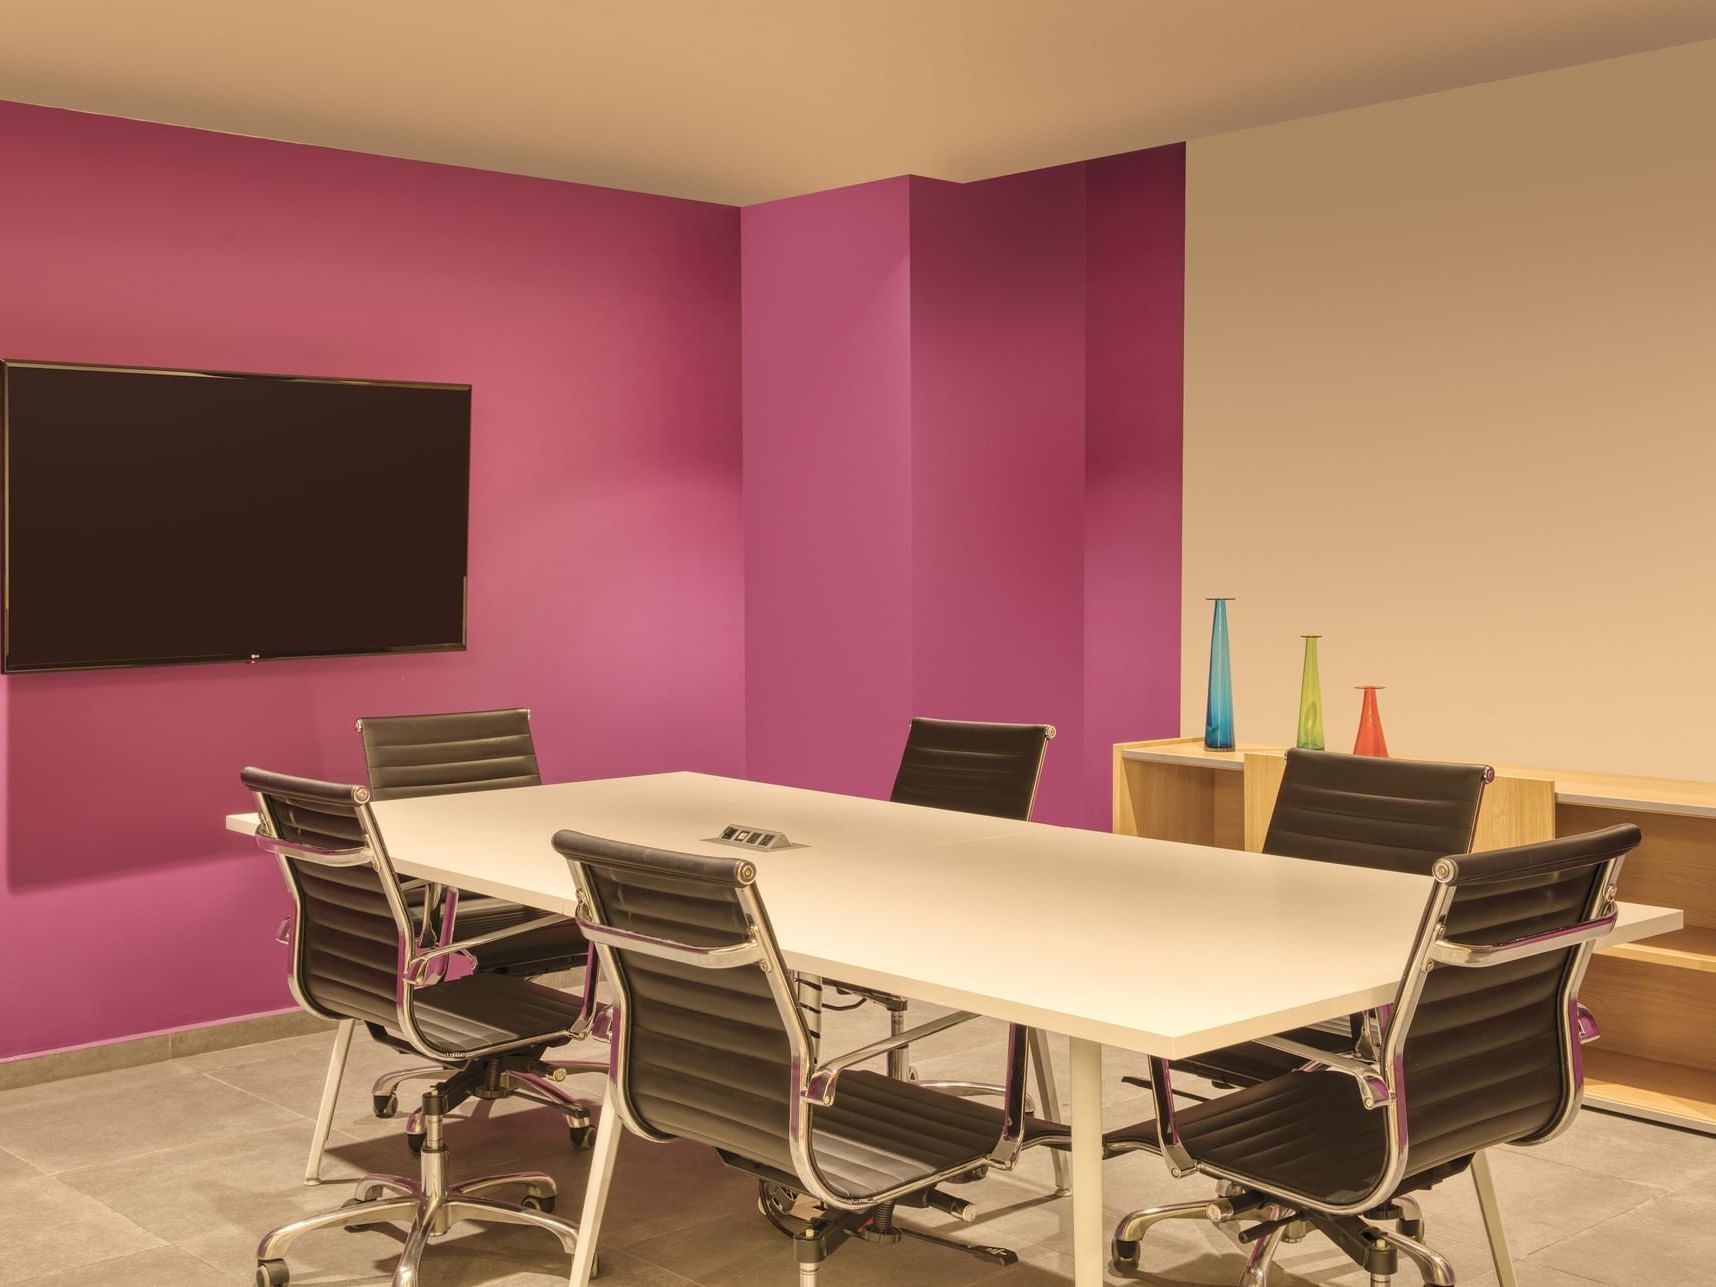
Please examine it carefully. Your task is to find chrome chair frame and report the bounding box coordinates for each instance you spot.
[558,839,1046,1287]
[247,771,604,1287]
[1111,838,1627,1287]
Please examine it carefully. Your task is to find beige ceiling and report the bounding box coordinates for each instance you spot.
[3,1,1714,206]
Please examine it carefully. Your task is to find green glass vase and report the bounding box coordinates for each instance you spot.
[1296,635,1325,750]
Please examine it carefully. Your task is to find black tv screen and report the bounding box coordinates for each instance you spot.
[2,359,470,673]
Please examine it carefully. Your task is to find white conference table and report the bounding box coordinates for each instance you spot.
[226,770,1682,1287]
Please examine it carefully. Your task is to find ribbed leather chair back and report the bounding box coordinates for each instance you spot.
[889,718,1054,820]
[1394,824,1638,1177]
[1264,750,1490,874]
[244,769,411,1034]
[552,831,800,1175]
[358,708,541,800]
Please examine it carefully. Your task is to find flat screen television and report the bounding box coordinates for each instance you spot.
[1,359,470,673]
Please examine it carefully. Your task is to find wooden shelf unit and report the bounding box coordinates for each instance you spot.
[1114,737,1709,1133]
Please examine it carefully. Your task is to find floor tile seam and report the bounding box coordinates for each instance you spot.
[0,1243,167,1287]
[1499,1142,1674,1199]
[1659,1159,1716,1196]
[0,1185,170,1263]
[1520,1215,1661,1281]
[0,1144,45,1178]
[619,1210,748,1271]
[604,1249,704,1286]
[196,1066,325,1122]
[51,1121,327,1184]
[174,1238,235,1279]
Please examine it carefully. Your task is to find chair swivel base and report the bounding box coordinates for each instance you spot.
[256,1087,582,1287]
[1110,1188,1453,1287]
[760,1182,1017,1277]
[386,1058,605,1153]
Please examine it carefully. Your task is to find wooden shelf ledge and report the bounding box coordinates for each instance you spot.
[1583,1047,1716,1133]
[1119,738,1716,819]
[1598,926,1716,974]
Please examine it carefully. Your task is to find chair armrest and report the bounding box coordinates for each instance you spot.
[1429,913,1617,968]
[803,1010,978,1106]
[412,881,451,952]
[590,1001,618,1043]
[1252,1035,1393,1109]
[254,833,371,866]
[575,915,765,970]
[568,949,609,1040]
[1145,1056,1194,1175]
[404,911,570,985]
[1576,1002,1600,1044]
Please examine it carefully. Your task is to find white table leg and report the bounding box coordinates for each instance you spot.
[568,1096,622,1287]
[304,1017,354,1185]
[1069,1036,1104,1287]
[1472,1149,1519,1287]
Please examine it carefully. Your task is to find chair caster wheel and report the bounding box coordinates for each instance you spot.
[522,1193,557,1213]
[373,1092,398,1119]
[569,1124,595,1150]
[406,1131,426,1155]
[256,1259,289,1286]
[1112,1237,1141,1270]
[1400,1218,1424,1239]
[339,1197,382,1233]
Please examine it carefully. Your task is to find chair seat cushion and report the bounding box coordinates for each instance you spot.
[777,1071,1065,1202]
[1102,1070,1473,1204]
[454,894,587,974]
[1175,1070,1389,1206]
[389,974,585,1056]
[1174,1016,1359,1088]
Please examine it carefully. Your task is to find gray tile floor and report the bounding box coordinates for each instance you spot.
[1,1005,1709,1286]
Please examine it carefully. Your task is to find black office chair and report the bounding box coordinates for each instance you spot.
[243,769,607,1287]
[822,717,1067,1191]
[359,708,588,974]
[298,708,592,1183]
[550,828,1070,1286]
[1106,823,1638,1287]
[888,716,1055,819]
[1164,750,1491,1090]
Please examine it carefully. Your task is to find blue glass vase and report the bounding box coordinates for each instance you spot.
[1204,598,1235,750]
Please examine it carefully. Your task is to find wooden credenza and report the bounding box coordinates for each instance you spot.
[1114,737,1716,1134]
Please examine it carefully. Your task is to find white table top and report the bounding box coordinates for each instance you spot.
[227,771,1682,1060]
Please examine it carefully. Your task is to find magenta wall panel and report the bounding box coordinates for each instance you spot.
[0,102,744,1059]
[740,180,915,799]
[740,151,1184,828]
[909,169,1090,824]
[1083,147,1187,824]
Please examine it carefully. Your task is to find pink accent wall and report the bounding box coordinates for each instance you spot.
[743,150,1185,827]
[0,102,744,1060]
[909,169,1090,823]
[1083,147,1187,824]
[740,180,914,798]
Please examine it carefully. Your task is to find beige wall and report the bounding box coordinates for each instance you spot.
[1181,39,1716,780]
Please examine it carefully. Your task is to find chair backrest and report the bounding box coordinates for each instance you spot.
[356,707,541,800]
[551,829,807,1180]
[1380,824,1638,1187]
[889,717,1054,820]
[242,767,421,1036]
[1264,749,1491,874]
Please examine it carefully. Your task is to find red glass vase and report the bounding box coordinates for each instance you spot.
[1353,686,1389,757]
